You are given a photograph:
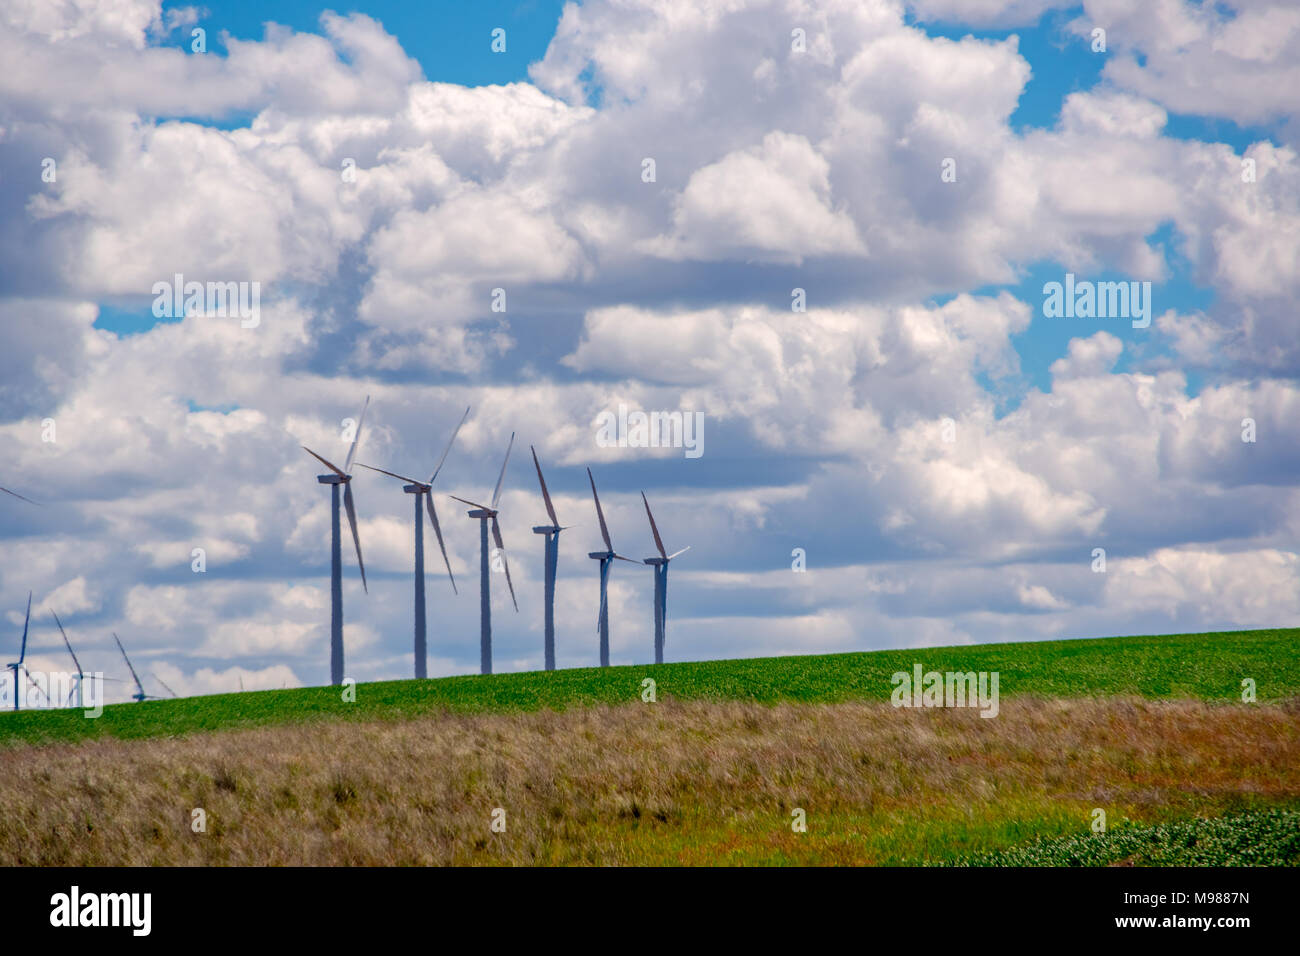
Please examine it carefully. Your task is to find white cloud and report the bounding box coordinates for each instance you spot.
[1078,0,1300,126]
[42,577,100,616]
[642,132,867,263]
[1,0,1298,686]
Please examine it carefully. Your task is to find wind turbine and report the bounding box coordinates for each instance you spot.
[586,470,637,667]
[357,405,468,679]
[5,592,31,711]
[530,446,571,671]
[50,609,97,708]
[302,395,370,686]
[450,433,518,675]
[641,493,690,665]
[113,633,164,702]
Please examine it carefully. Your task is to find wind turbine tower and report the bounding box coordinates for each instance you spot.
[586,470,637,667]
[530,446,569,671]
[301,395,370,686]
[641,493,690,665]
[5,592,31,711]
[358,406,468,678]
[450,433,518,675]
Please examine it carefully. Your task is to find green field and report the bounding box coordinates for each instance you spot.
[1,627,1297,865]
[2,627,1295,747]
[947,808,1300,867]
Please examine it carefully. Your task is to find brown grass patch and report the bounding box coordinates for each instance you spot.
[0,696,1295,865]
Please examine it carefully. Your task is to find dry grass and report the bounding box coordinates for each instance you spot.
[1,696,1296,865]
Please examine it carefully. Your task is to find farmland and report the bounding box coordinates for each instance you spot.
[1,628,1296,866]
[1,627,1295,747]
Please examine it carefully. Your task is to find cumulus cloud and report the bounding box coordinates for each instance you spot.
[641,132,867,263]
[0,0,1297,690]
[1076,0,1300,127]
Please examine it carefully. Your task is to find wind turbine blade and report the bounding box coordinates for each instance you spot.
[613,553,640,564]
[587,468,613,552]
[50,609,81,674]
[152,673,178,698]
[25,667,43,704]
[302,446,346,477]
[667,546,692,560]
[342,482,368,594]
[531,445,559,527]
[425,493,458,595]
[641,492,667,560]
[18,591,31,663]
[597,588,607,636]
[113,633,144,697]
[356,463,422,485]
[429,405,471,485]
[490,516,518,611]
[66,685,77,707]
[490,432,514,511]
[449,495,491,510]
[0,486,38,505]
[343,395,369,473]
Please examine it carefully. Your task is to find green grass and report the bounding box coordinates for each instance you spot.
[947,808,1300,866]
[2,626,1295,747]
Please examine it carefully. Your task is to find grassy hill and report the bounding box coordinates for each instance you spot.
[2,627,1296,747]
[0,627,1296,865]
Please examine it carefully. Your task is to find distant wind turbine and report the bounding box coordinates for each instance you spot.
[50,609,94,708]
[113,633,164,702]
[358,405,469,678]
[641,493,690,665]
[530,446,570,671]
[302,395,370,686]
[450,432,518,675]
[586,470,638,667]
[5,592,31,711]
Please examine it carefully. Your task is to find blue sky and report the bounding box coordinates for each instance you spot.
[3,0,1299,699]
[163,0,568,85]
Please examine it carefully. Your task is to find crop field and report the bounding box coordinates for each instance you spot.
[1,628,1296,866]
[1,627,1296,747]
